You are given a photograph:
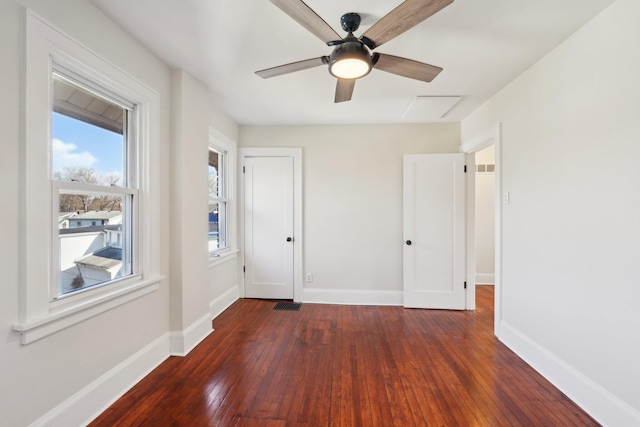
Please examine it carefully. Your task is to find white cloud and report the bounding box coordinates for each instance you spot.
[52,138,98,171]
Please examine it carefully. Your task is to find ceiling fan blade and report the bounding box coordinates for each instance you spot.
[335,79,355,103]
[373,53,442,83]
[361,0,454,49]
[256,57,329,79]
[269,0,341,44]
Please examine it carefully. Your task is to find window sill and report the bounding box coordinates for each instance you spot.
[12,275,164,344]
[209,248,239,268]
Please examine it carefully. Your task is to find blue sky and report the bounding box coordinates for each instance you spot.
[52,112,123,178]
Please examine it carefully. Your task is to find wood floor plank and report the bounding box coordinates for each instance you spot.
[90,287,600,427]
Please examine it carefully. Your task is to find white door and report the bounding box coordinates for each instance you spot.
[403,154,466,309]
[244,156,294,299]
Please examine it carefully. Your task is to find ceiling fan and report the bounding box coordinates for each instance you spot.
[256,0,454,103]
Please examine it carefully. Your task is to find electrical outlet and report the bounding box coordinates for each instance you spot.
[306,273,313,283]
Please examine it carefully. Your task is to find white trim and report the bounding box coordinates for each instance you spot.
[239,147,303,302]
[13,277,162,344]
[302,288,403,306]
[500,322,640,427]
[460,123,502,335]
[29,333,170,427]
[209,248,239,268]
[169,312,213,357]
[53,181,137,196]
[209,285,240,319]
[464,152,476,310]
[460,124,499,153]
[475,273,495,284]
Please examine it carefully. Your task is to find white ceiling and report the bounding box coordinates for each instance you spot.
[91,0,616,125]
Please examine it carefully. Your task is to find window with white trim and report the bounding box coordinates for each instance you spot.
[14,11,162,344]
[208,147,228,253]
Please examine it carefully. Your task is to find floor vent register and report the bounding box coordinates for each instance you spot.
[273,302,302,311]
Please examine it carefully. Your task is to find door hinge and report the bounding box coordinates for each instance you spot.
[243,166,245,173]
[464,165,467,173]
[243,265,245,273]
[464,281,467,289]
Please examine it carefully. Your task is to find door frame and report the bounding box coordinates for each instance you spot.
[460,123,502,336]
[239,147,303,302]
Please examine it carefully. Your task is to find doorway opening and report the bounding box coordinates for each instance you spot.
[461,124,502,336]
[474,145,495,287]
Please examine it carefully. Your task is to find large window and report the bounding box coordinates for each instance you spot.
[14,11,162,344]
[52,72,136,298]
[208,147,228,253]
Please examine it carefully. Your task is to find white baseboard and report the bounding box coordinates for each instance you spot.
[30,333,170,427]
[210,285,240,319]
[500,321,640,427]
[170,312,213,357]
[302,288,403,306]
[475,273,495,284]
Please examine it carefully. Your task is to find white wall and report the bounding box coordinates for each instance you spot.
[475,145,495,284]
[462,0,640,424]
[239,123,460,303]
[0,1,172,425]
[59,232,105,270]
[169,70,211,342]
[209,256,240,317]
[170,69,240,354]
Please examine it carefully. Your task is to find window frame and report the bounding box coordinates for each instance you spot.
[13,10,163,344]
[50,70,138,300]
[208,145,228,254]
[208,129,237,263]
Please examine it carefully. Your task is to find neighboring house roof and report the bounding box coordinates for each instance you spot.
[75,246,122,270]
[74,210,122,220]
[60,225,106,235]
[59,212,78,221]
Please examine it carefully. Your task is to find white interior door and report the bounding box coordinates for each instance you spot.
[403,154,466,309]
[244,156,294,299]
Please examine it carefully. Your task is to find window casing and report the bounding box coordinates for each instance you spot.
[14,10,163,344]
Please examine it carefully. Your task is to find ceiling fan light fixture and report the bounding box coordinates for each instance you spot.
[330,57,371,79]
[328,39,372,80]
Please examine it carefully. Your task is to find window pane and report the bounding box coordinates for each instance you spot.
[208,147,227,253]
[52,75,125,185]
[209,203,226,252]
[208,149,223,198]
[58,192,132,296]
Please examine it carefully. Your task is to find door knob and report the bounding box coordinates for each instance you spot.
[406,240,412,245]
[286,237,293,242]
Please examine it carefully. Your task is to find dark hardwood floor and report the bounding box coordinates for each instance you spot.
[90,286,599,426]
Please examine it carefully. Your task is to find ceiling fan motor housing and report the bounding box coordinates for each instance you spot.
[341,12,361,33]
